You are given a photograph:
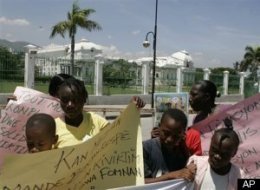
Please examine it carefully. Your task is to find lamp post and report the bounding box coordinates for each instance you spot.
[142,0,158,108]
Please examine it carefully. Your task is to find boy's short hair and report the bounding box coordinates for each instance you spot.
[26,113,56,135]
[160,108,188,129]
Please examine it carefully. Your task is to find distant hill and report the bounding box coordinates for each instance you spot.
[0,39,38,52]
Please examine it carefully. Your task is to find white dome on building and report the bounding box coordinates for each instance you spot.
[74,38,103,52]
[171,50,192,66]
[37,39,103,59]
[135,50,193,68]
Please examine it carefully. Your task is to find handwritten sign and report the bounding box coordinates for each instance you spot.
[109,179,193,190]
[192,93,260,178]
[0,103,144,189]
[0,87,63,166]
[154,93,189,127]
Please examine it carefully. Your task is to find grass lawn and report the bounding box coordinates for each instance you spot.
[0,81,24,93]
[103,86,142,95]
[35,83,96,95]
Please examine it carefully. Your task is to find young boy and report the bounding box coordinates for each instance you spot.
[26,113,58,153]
[189,128,246,190]
[143,108,197,184]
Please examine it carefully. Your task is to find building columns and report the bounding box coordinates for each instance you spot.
[257,67,260,93]
[94,58,104,96]
[239,72,245,96]
[176,65,183,93]
[24,45,37,89]
[223,70,229,95]
[203,68,211,80]
[142,62,150,94]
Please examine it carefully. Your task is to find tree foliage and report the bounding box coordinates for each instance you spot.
[239,46,260,81]
[0,46,24,80]
[210,67,237,75]
[195,68,204,72]
[233,61,241,71]
[103,59,137,88]
[50,1,101,75]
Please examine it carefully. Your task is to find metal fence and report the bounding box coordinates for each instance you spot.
[228,74,240,94]
[244,78,258,98]
[182,70,204,92]
[33,57,96,94]
[103,63,142,95]
[154,67,177,93]
[0,48,256,96]
[209,73,223,91]
[0,49,25,93]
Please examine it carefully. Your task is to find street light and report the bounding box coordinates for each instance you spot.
[142,0,158,108]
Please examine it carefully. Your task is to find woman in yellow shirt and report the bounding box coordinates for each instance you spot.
[55,77,145,148]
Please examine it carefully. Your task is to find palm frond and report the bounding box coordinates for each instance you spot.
[78,9,95,17]
[79,20,102,31]
[71,12,86,24]
[70,8,102,31]
[50,21,71,38]
[72,1,80,14]
[50,0,102,75]
[67,12,72,20]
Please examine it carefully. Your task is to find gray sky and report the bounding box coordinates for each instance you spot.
[0,0,260,68]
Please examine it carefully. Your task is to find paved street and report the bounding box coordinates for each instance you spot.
[88,104,198,141]
[106,113,153,141]
[87,101,236,141]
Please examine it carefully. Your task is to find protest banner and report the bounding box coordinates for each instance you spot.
[0,102,144,190]
[191,93,260,178]
[109,179,193,190]
[0,87,63,166]
[154,93,189,126]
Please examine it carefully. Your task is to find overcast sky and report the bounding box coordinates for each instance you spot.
[0,0,260,68]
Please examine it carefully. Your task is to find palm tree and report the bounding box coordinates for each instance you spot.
[240,46,260,81]
[50,1,101,75]
[233,61,241,71]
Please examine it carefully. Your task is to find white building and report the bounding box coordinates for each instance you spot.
[36,39,103,79]
[135,50,195,86]
[33,39,195,89]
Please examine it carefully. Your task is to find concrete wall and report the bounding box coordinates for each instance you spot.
[89,94,244,105]
[0,94,10,105]
[88,94,151,105]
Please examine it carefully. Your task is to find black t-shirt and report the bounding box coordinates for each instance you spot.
[143,138,188,178]
[161,143,188,172]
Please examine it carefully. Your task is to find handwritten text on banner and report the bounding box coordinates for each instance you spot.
[0,102,144,190]
[192,93,260,178]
